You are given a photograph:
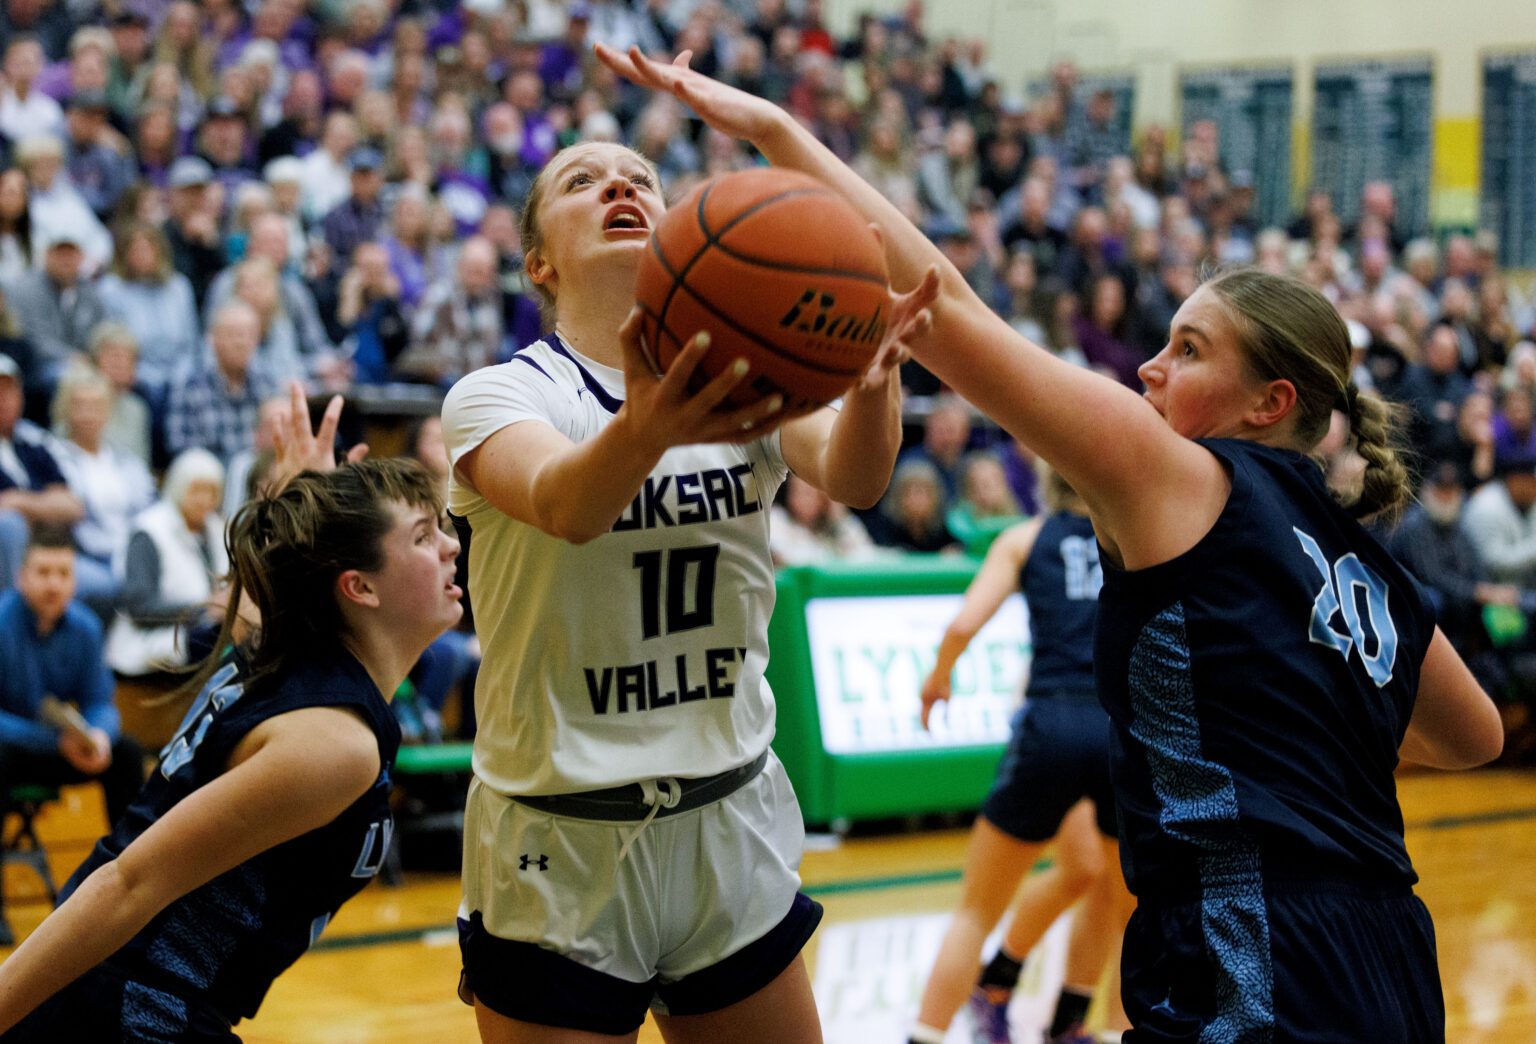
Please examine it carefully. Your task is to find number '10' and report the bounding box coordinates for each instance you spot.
[632,546,721,639]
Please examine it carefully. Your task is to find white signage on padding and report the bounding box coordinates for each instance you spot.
[805,594,1030,755]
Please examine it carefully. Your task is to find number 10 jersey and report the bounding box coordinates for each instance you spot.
[442,337,789,797]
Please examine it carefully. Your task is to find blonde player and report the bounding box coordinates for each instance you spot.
[441,140,936,1041]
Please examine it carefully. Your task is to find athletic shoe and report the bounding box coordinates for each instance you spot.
[967,988,1012,1044]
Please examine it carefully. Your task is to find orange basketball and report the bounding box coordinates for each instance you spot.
[634,168,890,412]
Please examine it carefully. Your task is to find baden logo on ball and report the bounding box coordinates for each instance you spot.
[635,167,890,413]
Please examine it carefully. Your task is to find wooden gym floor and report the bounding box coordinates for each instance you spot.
[3,767,1533,1042]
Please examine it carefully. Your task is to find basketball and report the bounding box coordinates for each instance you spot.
[634,168,891,412]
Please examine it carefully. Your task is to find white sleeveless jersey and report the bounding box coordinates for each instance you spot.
[441,337,789,796]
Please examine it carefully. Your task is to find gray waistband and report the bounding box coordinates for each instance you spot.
[510,749,770,822]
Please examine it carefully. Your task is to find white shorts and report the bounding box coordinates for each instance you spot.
[459,750,808,989]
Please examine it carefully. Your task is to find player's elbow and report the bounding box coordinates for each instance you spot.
[838,481,885,512]
[1466,707,1506,767]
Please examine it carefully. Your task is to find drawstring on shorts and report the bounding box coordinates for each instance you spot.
[617,777,682,863]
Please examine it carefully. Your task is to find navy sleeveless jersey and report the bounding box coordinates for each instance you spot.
[60,648,401,1027]
[1094,439,1436,901]
[1019,510,1101,697]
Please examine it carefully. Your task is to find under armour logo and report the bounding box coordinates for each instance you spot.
[519,853,549,871]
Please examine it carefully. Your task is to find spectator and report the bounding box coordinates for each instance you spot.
[258,67,325,166]
[81,323,151,467]
[337,241,408,385]
[96,221,201,392]
[49,368,154,615]
[916,118,978,226]
[1438,278,1480,374]
[769,473,878,566]
[150,1,216,100]
[478,203,543,354]
[0,37,63,142]
[1054,205,1130,299]
[299,111,358,225]
[16,134,111,274]
[1453,390,1497,490]
[161,156,226,308]
[163,301,276,464]
[206,212,338,384]
[1063,87,1120,193]
[130,102,180,188]
[60,90,133,221]
[870,457,959,554]
[1000,249,1048,345]
[1475,276,1517,370]
[999,177,1066,275]
[395,235,504,386]
[1494,386,1536,462]
[852,116,919,219]
[105,12,152,120]
[0,353,83,588]
[1389,462,1525,658]
[1399,323,1472,466]
[0,524,144,943]
[0,168,35,284]
[1073,271,1141,387]
[260,156,308,264]
[4,228,105,390]
[230,256,312,385]
[903,395,973,498]
[946,449,1024,549]
[105,447,228,677]
[1462,449,1536,589]
[379,184,434,311]
[321,145,387,272]
[196,96,257,199]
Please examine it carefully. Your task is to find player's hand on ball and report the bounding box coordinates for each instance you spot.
[617,308,790,451]
[862,261,940,391]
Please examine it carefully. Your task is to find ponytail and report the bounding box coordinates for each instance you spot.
[155,457,443,711]
[1342,384,1412,522]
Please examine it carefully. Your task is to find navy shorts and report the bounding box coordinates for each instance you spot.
[458,891,824,1035]
[982,695,1117,843]
[1121,882,1444,1043]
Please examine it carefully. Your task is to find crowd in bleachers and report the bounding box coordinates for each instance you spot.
[2,0,1536,757]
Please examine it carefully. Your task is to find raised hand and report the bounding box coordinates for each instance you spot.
[593,44,785,148]
[862,261,940,390]
[268,381,370,492]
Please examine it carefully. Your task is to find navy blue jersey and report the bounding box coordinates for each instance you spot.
[1019,510,1101,697]
[1094,439,1437,901]
[60,648,401,1029]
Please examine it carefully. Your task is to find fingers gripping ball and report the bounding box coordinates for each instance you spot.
[635,168,890,412]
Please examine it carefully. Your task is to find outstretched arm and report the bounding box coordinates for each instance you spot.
[921,518,1040,730]
[595,46,1222,565]
[0,708,380,1032]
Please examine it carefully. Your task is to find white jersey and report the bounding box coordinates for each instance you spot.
[441,336,789,796]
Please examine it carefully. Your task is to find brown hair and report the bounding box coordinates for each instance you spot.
[517,141,663,326]
[111,220,174,283]
[170,457,443,704]
[1203,267,1411,521]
